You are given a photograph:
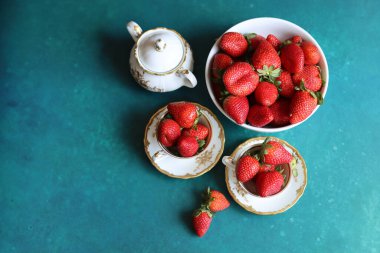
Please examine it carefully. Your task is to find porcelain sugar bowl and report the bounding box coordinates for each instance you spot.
[127,21,197,92]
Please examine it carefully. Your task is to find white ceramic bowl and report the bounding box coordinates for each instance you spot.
[205,17,329,133]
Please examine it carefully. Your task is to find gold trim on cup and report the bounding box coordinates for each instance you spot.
[225,137,307,215]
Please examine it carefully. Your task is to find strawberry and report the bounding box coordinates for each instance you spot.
[291,35,303,44]
[301,41,321,65]
[193,207,213,237]
[280,43,304,73]
[236,155,260,183]
[255,171,284,197]
[292,65,322,92]
[246,33,265,51]
[177,135,199,157]
[223,62,259,96]
[266,34,281,51]
[205,188,230,212]
[167,102,198,128]
[276,71,295,98]
[219,32,248,57]
[260,138,293,165]
[247,105,273,127]
[254,82,279,106]
[223,95,249,124]
[259,163,275,173]
[157,119,181,147]
[289,90,318,124]
[269,98,290,127]
[252,40,281,70]
[212,53,234,79]
[182,123,209,140]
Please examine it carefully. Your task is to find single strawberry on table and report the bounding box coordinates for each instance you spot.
[219,32,248,57]
[167,102,198,128]
[251,40,281,70]
[157,119,181,147]
[223,95,249,125]
[292,65,322,92]
[236,155,260,183]
[212,53,234,79]
[254,81,279,106]
[177,135,199,157]
[260,138,293,165]
[204,187,230,212]
[280,43,304,74]
[247,104,274,127]
[223,62,259,96]
[276,70,295,98]
[193,206,213,237]
[269,98,290,127]
[182,123,209,140]
[255,171,284,197]
[301,41,321,65]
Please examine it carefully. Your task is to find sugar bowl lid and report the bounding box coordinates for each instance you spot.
[128,22,187,75]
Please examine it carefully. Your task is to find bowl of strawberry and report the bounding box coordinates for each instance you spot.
[144,101,225,179]
[223,137,307,214]
[205,17,328,132]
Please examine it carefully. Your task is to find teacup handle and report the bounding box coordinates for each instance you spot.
[178,69,197,88]
[126,21,143,42]
[222,156,235,168]
[153,150,168,162]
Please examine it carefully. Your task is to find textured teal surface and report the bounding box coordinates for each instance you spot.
[1,0,380,252]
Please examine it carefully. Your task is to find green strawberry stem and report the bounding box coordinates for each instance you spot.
[297,81,324,105]
[259,137,271,162]
[257,65,282,84]
[193,204,214,218]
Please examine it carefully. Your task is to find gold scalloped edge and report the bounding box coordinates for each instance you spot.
[144,102,225,179]
[225,137,308,215]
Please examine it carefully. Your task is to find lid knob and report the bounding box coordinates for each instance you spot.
[154,39,166,52]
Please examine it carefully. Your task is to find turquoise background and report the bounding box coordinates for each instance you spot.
[1,0,380,252]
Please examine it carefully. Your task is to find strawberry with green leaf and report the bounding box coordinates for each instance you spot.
[260,137,293,165]
[204,187,230,212]
[193,206,213,237]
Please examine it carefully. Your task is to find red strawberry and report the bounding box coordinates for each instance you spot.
[236,155,260,183]
[157,119,181,147]
[205,188,230,212]
[289,91,318,124]
[223,95,249,124]
[246,33,265,51]
[266,34,281,51]
[247,105,273,127]
[219,32,248,57]
[223,62,259,96]
[177,135,199,157]
[291,35,303,44]
[254,82,279,106]
[261,139,293,165]
[269,98,290,127]
[276,71,295,98]
[292,65,322,92]
[255,171,284,197]
[259,163,275,173]
[167,102,198,128]
[182,123,209,140]
[280,43,304,73]
[212,53,234,79]
[252,40,281,70]
[193,207,213,237]
[301,41,321,65]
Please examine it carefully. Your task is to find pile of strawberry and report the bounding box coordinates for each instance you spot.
[211,32,324,127]
[193,187,230,237]
[236,138,293,197]
[158,102,209,157]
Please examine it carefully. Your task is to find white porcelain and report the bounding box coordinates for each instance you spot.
[127,21,197,92]
[223,137,307,215]
[144,103,225,179]
[205,17,329,132]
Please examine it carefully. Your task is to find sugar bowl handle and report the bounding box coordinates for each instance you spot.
[126,21,143,42]
[178,69,197,88]
[222,156,235,168]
